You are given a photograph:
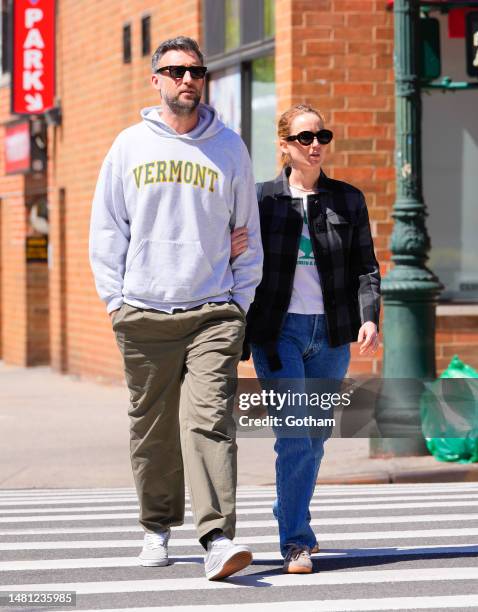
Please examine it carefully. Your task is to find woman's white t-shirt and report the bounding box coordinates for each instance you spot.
[287,186,325,315]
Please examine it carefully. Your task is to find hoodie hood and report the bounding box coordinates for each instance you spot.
[140,103,225,141]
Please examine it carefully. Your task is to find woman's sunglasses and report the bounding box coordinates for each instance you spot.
[155,65,208,80]
[286,129,333,146]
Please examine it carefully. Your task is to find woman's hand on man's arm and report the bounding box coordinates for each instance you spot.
[230,226,248,259]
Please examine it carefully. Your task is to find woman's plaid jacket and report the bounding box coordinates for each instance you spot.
[243,167,381,371]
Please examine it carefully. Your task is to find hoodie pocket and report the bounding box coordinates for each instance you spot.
[124,239,214,301]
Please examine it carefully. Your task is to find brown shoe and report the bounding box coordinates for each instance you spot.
[310,542,320,554]
[283,544,313,574]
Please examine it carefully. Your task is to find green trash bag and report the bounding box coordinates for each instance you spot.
[420,355,478,463]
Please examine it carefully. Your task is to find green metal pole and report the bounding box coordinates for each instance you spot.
[370,0,443,457]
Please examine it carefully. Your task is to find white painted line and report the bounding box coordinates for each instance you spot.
[1,505,139,514]
[0,488,135,495]
[3,566,478,594]
[0,525,142,536]
[0,492,137,497]
[63,594,478,611]
[4,500,478,523]
[2,544,478,572]
[2,512,478,536]
[0,512,139,523]
[0,497,138,506]
[237,489,478,498]
[242,500,478,512]
[2,483,477,494]
[3,527,478,551]
[2,484,478,499]
[4,492,478,507]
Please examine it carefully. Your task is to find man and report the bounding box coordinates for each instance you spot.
[89,36,263,580]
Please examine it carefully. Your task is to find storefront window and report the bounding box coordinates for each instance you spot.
[203,0,275,58]
[264,0,275,38]
[204,1,276,181]
[224,0,240,52]
[423,12,478,302]
[208,66,242,135]
[207,55,276,182]
[251,56,276,182]
[0,0,11,78]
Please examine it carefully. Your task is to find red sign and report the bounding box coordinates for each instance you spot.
[449,8,475,39]
[12,0,56,115]
[4,121,31,174]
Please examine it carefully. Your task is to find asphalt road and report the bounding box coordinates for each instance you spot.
[1,483,478,610]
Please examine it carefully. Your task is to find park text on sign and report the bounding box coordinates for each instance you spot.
[12,0,56,115]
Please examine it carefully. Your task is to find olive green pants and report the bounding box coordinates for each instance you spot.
[113,301,245,542]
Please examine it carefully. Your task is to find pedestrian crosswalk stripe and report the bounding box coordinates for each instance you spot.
[3,511,478,537]
[3,566,478,595]
[66,595,478,611]
[0,488,135,496]
[1,505,138,514]
[2,544,478,572]
[2,483,478,500]
[3,527,478,551]
[0,497,138,506]
[2,485,477,610]
[0,487,135,491]
[4,499,478,522]
[0,512,139,522]
[4,491,478,507]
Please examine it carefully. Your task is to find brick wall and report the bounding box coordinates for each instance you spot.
[0,83,28,365]
[26,263,50,365]
[25,172,49,366]
[47,0,201,381]
[0,189,2,359]
[0,183,27,365]
[0,90,50,366]
[274,0,394,377]
[436,313,478,374]
[2,0,477,382]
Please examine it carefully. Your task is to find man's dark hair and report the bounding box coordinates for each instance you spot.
[151,37,204,72]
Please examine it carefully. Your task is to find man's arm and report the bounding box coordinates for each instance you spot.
[89,153,130,314]
[229,144,263,314]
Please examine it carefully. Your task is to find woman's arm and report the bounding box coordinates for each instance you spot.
[352,194,381,354]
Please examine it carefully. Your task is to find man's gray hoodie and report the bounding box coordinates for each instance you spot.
[89,104,263,314]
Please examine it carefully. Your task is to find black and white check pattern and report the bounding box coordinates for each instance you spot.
[244,168,381,370]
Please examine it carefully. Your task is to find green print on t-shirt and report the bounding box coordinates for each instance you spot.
[297,210,315,266]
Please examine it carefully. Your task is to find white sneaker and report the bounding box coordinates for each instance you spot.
[138,528,170,567]
[204,536,252,580]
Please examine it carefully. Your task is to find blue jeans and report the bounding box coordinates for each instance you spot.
[251,313,350,557]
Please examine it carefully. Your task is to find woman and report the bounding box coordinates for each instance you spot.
[233,103,381,574]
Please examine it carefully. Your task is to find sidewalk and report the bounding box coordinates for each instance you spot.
[1,362,478,488]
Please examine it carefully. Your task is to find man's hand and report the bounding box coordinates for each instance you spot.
[357,321,379,356]
[109,309,120,322]
[230,226,248,259]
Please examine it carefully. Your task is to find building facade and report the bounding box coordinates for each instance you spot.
[0,0,477,382]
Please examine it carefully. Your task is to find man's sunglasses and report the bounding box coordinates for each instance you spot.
[155,65,208,79]
[286,129,333,146]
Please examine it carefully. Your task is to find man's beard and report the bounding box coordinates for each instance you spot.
[162,90,201,116]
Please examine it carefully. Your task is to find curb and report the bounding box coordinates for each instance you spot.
[317,464,478,485]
